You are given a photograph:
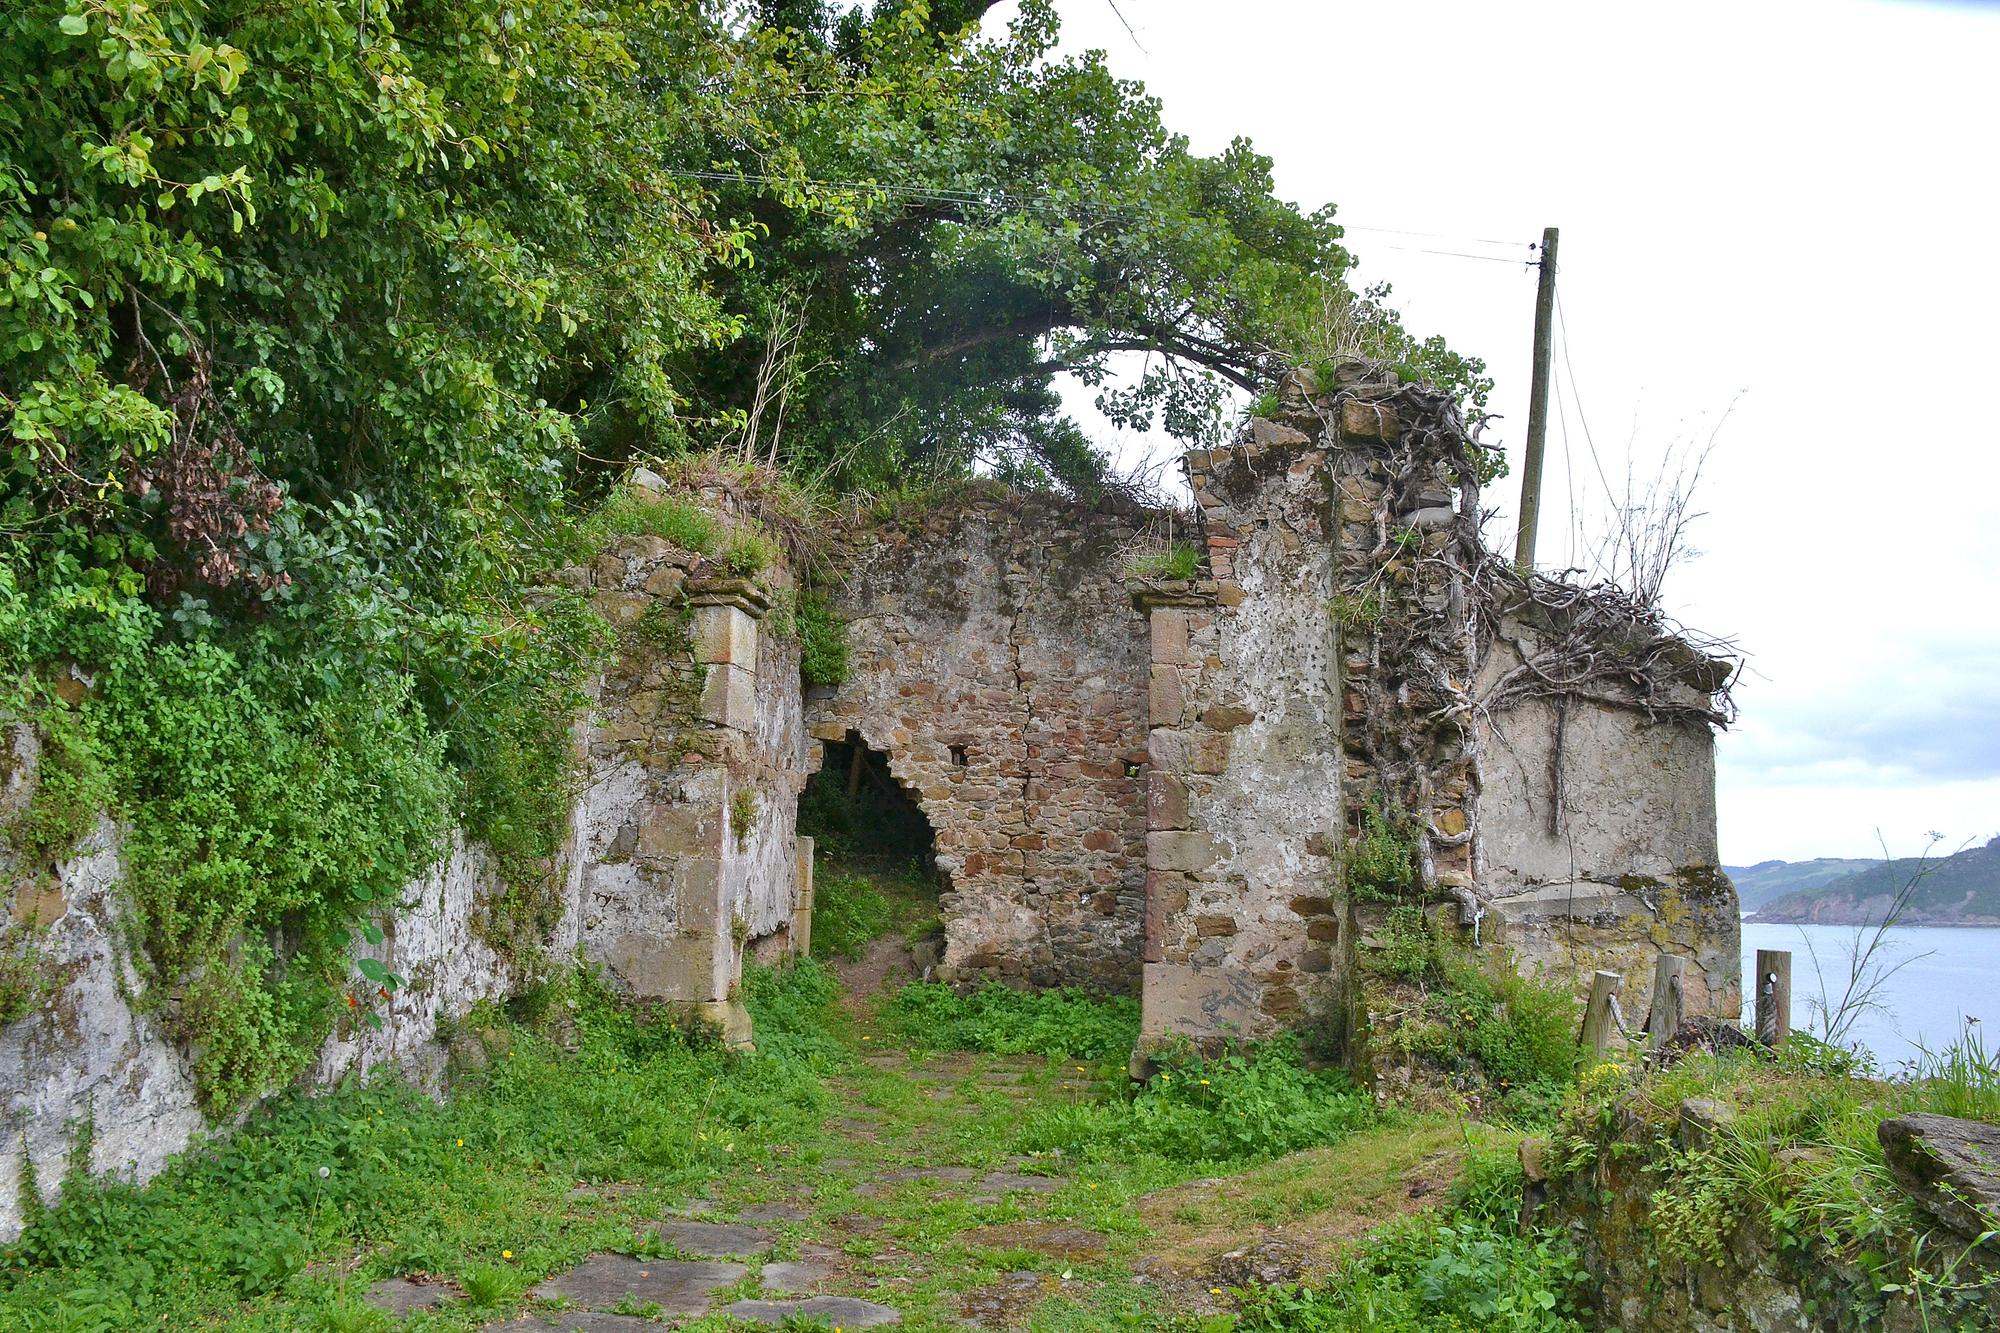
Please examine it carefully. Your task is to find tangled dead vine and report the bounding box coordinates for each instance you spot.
[1277,360,1737,897]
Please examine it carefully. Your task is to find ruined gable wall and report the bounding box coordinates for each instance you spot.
[1476,629,1741,1018]
[808,487,1152,994]
[1134,425,1347,1051]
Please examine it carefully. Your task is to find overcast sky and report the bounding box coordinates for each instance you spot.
[987,0,2000,864]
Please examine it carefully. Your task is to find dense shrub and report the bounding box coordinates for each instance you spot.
[880,981,1140,1061]
[1020,1038,1372,1165]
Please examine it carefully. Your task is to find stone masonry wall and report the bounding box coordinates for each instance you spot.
[1133,419,1346,1053]
[0,819,522,1241]
[566,521,811,1040]
[808,485,1153,994]
[1,487,815,1238]
[1477,617,1741,1018]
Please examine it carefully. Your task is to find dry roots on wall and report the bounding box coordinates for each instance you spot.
[1274,362,1736,909]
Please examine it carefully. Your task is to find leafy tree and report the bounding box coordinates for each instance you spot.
[684,0,1491,494]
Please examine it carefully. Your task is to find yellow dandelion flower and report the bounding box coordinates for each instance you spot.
[502,1249,514,1260]
[1199,1079,1210,1086]
[456,1138,464,1147]
[1210,1287,1223,1296]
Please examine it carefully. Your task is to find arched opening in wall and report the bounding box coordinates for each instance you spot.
[796,731,947,964]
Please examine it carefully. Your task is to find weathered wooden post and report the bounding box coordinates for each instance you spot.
[1647,954,1687,1050]
[1581,969,1624,1062]
[1755,949,1792,1047]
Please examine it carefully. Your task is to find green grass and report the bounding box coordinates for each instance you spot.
[575,487,778,575]
[879,981,1140,1062]
[1020,1038,1373,1166]
[1130,543,1202,581]
[0,963,845,1331]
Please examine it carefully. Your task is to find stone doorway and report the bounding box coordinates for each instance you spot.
[796,732,947,959]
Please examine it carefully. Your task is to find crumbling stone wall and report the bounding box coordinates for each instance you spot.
[808,485,1153,994]
[1133,420,1347,1052]
[1477,610,1741,1017]
[1,492,815,1237]
[568,528,811,1042]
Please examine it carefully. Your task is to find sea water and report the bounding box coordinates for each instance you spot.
[1738,921,2000,1070]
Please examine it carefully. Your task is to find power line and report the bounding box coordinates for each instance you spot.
[1370,244,1538,266]
[1553,285,1620,513]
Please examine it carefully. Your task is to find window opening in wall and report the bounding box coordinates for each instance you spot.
[948,743,969,767]
[796,731,947,964]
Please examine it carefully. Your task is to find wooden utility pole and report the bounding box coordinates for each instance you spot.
[1755,949,1792,1048]
[1513,226,1560,572]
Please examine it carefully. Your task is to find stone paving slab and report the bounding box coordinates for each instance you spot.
[365,1276,454,1314]
[649,1219,774,1257]
[739,1201,812,1223]
[479,1316,660,1332]
[758,1256,834,1294]
[959,1270,1053,1326]
[723,1294,902,1326]
[532,1254,746,1313]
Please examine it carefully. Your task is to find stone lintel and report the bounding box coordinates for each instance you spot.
[685,576,773,618]
[1129,578,1218,611]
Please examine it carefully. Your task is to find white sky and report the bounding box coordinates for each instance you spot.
[987,0,2000,864]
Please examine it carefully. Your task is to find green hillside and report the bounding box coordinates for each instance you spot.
[1725,858,1877,910]
[1751,837,2000,926]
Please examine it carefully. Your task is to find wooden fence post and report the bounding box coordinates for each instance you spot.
[1755,949,1792,1047]
[1647,954,1687,1050]
[1581,970,1624,1062]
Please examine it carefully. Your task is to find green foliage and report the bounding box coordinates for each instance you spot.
[0,923,56,1025]
[1348,804,1419,900]
[576,489,778,575]
[1547,1021,2000,1326]
[0,961,842,1327]
[1020,1038,1371,1165]
[1227,1217,1588,1333]
[730,788,760,851]
[1132,543,1202,581]
[881,981,1139,1061]
[1365,917,1582,1125]
[794,590,849,686]
[457,1262,529,1308]
[810,871,900,962]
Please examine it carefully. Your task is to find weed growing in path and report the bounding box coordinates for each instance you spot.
[881,981,1140,1061]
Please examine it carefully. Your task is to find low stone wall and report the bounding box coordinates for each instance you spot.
[808,486,1153,994]
[1,500,814,1238]
[1534,1099,2000,1332]
[0,824,519,1240]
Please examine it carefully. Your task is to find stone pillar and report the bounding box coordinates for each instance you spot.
[792,835,816,959]
[1131,579,1252,1069]
[688,577,769,732]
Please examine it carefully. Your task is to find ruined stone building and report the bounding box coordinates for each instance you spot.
[2,363,1740,1233]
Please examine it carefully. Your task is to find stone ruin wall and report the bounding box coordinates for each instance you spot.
[0,396,1746,1237]
[806,487,1152,994]
[566,530,814,1038]
[0,511,813,1238]
[1132,424,1347,1050]
[1477,625,1741,1019]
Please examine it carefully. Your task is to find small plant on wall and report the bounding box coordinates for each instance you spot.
[730,788,760,851]
[1348,798,1421,900]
